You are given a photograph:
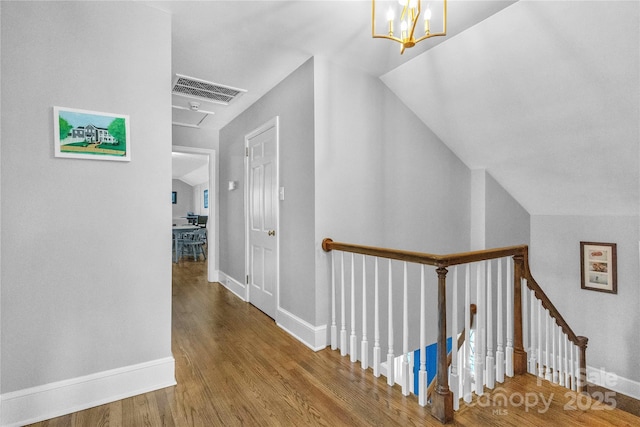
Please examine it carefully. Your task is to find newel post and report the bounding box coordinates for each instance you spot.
[512,254,528,375]
[577,336,589,394]
[431,266,453,423]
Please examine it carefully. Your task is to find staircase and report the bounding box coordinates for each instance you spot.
[322,238,588,424]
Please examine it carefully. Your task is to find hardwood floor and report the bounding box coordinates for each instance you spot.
[28,260,640,426]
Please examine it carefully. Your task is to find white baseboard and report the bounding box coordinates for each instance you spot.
[216,270,247,301]
[1,357,176,427]
[587,365,640,400]
[276,307,327,351]
[535,350,640,400]
[215,272,326,351]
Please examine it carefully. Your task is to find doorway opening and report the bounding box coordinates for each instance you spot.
[172,145,217,282]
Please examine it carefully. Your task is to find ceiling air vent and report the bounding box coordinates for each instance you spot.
[172,74,246,106]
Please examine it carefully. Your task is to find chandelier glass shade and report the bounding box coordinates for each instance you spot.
[372,0,447,54]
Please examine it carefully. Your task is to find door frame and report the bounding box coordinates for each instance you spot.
[172,145,217,282]
[244,117,280,311]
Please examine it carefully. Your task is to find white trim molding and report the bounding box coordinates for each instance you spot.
[276,307,327,351]
[0,357,176,427]
[217,270,247,301]
[216,272,327,351]
[587,365,640,400]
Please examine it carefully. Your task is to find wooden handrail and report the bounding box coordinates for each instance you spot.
[521,248,588,393]
[524,271,581,345]
[521,248,587,348]
[322,238,527,268]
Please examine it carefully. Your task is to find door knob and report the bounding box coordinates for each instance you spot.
[268,230,276,236]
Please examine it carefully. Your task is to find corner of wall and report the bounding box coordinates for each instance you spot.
[470,169,487,250]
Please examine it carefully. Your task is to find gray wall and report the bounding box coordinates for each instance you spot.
[172,179,194,221]
[219,58,316,321]
[530,215,639,383]
[380,84,471,254]
[486,172,530,248]
[220,55,473,336]
[1,1,172,393]
[313,57,471,351]
[192,182,210,217]
[313,57,470,257]
[173,126,219,151]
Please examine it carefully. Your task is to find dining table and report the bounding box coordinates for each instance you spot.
[172,224,200,263]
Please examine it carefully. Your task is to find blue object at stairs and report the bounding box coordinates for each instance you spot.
[412,337,453,396]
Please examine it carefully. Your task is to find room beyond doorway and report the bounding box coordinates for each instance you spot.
[172,145,217,282]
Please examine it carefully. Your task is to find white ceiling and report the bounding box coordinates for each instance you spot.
[154,0,516,129]
[382,1,639,215]
[158,0,639,216]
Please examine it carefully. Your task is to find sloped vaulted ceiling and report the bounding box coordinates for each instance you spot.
[381,0,639,216]
[162,0,638,217]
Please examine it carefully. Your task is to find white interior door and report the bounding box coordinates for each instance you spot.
[246,118,278,319]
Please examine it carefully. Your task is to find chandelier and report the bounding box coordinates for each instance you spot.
[372,0,447,54]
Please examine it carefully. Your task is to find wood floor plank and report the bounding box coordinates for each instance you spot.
[71,400,121,427]
[26,259,640,426]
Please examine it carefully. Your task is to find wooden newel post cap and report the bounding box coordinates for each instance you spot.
[322,238,333,252]
[577,336,588,348]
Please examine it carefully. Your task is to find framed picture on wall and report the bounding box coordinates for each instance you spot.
[580,242,617,294]
[204,189,209,208]
[172,191,177,204]
[53,106,130,161]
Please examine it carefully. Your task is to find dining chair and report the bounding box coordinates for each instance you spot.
[178,228,207,261]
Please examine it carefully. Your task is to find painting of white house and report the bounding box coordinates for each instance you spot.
[53,106,130,161]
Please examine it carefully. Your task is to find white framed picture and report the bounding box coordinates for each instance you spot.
[53,106,130,161]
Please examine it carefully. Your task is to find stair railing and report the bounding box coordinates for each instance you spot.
[425,304,476,403]
[521,246,588,392]
[322,238,588,424]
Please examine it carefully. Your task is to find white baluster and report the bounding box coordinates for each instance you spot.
[402,262,410,396]
[331,251,337,350]
[563,334,570,388]
[496,258,505,383]
[567,340,574,390]
[537,300,544,378]
[350,253,357,362]
[545,309,552,381]
[529,289,537,375]
[552,322,558,384]
[373,257,381,377]
[571,343,577,391]
[418,265,427,406]
[409,352,415,394]
[557,325,564,387]
[387,259,395,386]
[340,252,347,356]
[451,266,460,409]
[521,277,529,375]
[486,261,495,390]
[361,255,369,370]
[463,264,472,403]
[505,259,514,377]
[475,262,485,395]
